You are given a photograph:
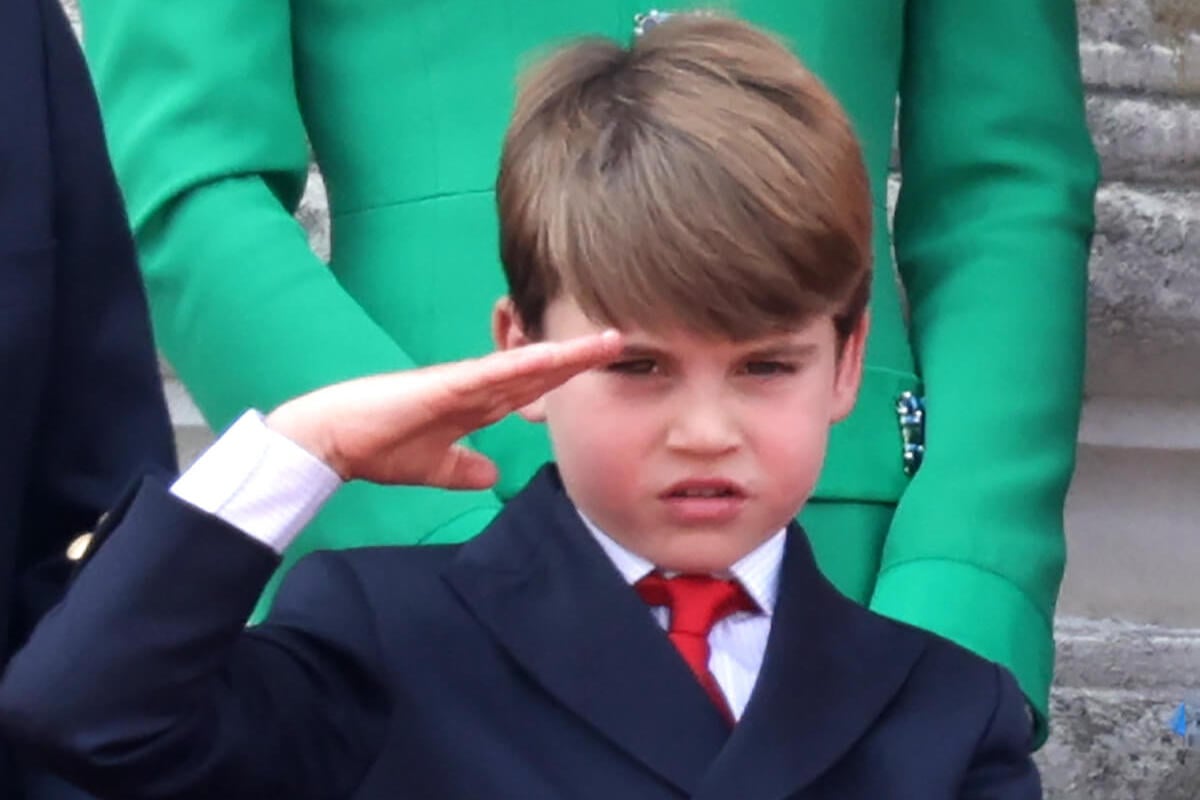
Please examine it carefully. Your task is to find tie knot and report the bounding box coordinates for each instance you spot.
[635,573,758,638]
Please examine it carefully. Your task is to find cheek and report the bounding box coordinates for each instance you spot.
[543,379,654,470]
[760,420,829,467]
[544,380,656,520]
[747,396,833,487]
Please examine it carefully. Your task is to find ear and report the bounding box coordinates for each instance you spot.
[491,297,548,422]
[830,311,869,424]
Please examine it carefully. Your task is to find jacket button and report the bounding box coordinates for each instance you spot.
[66,532,94,562]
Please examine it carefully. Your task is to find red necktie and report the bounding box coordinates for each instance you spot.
[635,573,758,723]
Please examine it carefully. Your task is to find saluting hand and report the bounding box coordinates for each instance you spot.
[265,331,622,490]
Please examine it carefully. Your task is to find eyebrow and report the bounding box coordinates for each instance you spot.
[616,343,671,360]
[740,342,820,360]
[614,341,820,361]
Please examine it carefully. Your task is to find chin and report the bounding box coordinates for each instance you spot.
[654,544,744,576]
[665,522,785,572]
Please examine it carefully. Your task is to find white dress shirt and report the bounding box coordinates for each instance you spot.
[170,411,342,552]
[580,515,783,720]
[172,410,784,720]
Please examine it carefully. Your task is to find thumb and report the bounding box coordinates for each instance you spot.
[432,445,500,491]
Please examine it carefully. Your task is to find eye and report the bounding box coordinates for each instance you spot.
[742,360,797,377]
[606,358,659,376]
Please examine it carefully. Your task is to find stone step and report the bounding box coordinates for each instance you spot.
[1055,618,1200,692]
[1081,40,1200,96]
[1039,617,1200,800]
[1061,438,1200,628]
[1087,95,1200,186]
[1091,185,1200,334]
[1087,183,1200,400]
[1039,687,1198,800]
[1078,0,1200,51]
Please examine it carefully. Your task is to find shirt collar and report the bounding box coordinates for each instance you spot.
[577,510,785,616]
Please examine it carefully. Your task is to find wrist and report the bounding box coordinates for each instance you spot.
[264,403,349,480]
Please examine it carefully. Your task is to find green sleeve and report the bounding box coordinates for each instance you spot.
[78,2,503,556]
[870,0,1099,745]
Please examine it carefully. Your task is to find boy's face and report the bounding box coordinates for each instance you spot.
[494,295,867,574]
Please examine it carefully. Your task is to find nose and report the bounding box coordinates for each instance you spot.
[664,392,741,457]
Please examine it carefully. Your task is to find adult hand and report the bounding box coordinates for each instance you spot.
[265,331,621,489]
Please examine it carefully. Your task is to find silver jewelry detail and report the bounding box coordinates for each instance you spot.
[633,10,673,38]
[633,9,715,38]
[896,391,926,477]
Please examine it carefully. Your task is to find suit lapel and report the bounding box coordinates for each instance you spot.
[694,525,928,800]
[444,466,730,795]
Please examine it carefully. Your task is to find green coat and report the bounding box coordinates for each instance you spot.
[81,0,1097,742]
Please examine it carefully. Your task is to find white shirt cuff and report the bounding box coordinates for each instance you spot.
[170,411,343,553]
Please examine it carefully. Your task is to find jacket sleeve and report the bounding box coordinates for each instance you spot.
[869,0,1099,745]
[959,666,1042,799]
[76,0,504,578]
[0,481,387,800]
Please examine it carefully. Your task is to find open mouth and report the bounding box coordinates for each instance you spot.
[659,480,748,524]
[657,479,748,515]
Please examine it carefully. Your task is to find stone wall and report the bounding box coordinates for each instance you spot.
[1061,0,1200,629]
[58,0,1200,796]
[1039,5,1200,796]
[1081,0,1199,401]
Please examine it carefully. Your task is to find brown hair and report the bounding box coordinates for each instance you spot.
[496,13,871,343]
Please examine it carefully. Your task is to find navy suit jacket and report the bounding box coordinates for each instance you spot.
[0,0,175,795]
[0,467,1039,799]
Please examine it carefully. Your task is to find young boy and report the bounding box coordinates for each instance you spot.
[0,15,1039,800]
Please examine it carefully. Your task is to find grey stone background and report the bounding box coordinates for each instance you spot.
[60,0,1200,796]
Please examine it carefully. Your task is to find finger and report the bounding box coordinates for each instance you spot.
[451,330,622,400]
[468,345,623,424]
[427,445,500,491]
[487,359,606,413]
[416,331,622,431]
[496,335,627,399]
[518,329,624,373]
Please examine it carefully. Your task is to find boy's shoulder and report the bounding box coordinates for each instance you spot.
[324,542,467,596]
[270,472,571,631]
[857,603,1027,730]
[875,609,997,675]
[264,542,481,650]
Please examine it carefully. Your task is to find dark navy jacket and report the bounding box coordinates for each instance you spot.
[0,467,1039,799]
[0,0,175,795]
